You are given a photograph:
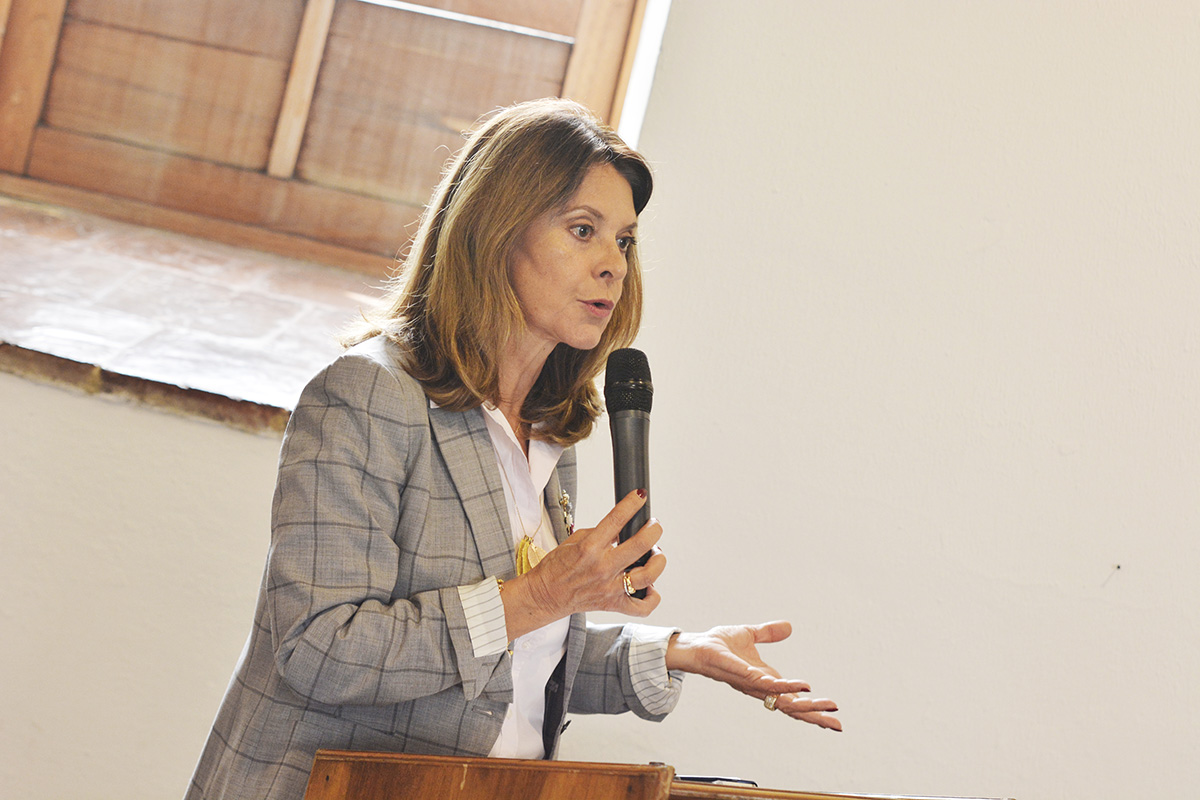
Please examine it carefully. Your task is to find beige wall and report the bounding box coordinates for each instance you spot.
[0,373,280,798]
[2,2,1197,798]
[561,2,1200,798]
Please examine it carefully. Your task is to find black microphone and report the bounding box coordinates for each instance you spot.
[604,348,653,599]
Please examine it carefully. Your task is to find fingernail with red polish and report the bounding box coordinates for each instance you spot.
[636,488,646,499]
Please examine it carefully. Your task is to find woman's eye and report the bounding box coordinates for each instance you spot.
[617,236,636,252]
[572,224,593,239]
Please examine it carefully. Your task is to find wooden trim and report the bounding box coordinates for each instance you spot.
[607,0,648,132]
[27,126,418,261]
[268,0,337,178]
[0,173,394,276]
[561,0,636,121]
[670,783,1015,800]
[304,751,675,800]
[0,345,291,433]
[0,0,68,173]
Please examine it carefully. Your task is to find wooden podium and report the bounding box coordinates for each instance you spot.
[304,749,1012,800]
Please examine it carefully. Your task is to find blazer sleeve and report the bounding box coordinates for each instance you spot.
[266,350,505,707]
[568,622,685,721]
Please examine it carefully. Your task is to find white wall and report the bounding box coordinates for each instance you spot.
[2,3,1197,799]
[0,373,280,799]
[561,2,1200,799]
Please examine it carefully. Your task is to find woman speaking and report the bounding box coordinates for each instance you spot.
[186,98,839,800]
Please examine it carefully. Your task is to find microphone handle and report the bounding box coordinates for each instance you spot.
[611,410,651,598]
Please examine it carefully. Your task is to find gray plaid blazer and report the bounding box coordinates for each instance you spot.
[185,337,668,800]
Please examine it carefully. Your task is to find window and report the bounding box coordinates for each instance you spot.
[0,0,648,276]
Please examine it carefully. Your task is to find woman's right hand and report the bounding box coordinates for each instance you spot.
[501,490,665,641]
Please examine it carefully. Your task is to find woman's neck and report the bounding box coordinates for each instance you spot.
[496,337,554,455]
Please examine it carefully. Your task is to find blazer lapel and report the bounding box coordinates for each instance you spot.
[545,447,587,748]
[427,404,516,580]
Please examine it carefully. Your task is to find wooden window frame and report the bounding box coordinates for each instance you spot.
[0,0,649,274]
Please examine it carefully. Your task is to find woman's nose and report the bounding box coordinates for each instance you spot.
[598,242,628,282]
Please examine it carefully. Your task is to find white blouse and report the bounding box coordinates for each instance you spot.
[455,403,683,759]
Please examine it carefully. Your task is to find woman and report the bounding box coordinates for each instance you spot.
[186,99,838,800]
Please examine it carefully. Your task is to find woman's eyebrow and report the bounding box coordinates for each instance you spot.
[566,204,638,230]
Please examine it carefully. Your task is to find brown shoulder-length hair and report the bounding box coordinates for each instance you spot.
[342,98,653,446]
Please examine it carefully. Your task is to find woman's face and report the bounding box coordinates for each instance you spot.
[508,163,637,354]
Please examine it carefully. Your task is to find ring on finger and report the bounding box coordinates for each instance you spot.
[764,694,779,712]
[622,572,636,598]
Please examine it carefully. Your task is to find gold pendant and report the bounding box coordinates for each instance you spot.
[516,535,547,575]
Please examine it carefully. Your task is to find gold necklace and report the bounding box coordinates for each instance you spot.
[493,448,547,575]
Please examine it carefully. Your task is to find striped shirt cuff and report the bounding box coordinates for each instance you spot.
[627,624,685,716]
[458,577,508,658]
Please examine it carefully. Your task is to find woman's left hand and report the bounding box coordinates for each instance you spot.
[664,620,841,731]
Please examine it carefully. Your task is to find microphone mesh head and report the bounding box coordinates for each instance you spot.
[604,348,653,413]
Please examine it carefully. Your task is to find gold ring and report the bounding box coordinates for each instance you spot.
[764,694,779,712]
[622,572,636,598]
